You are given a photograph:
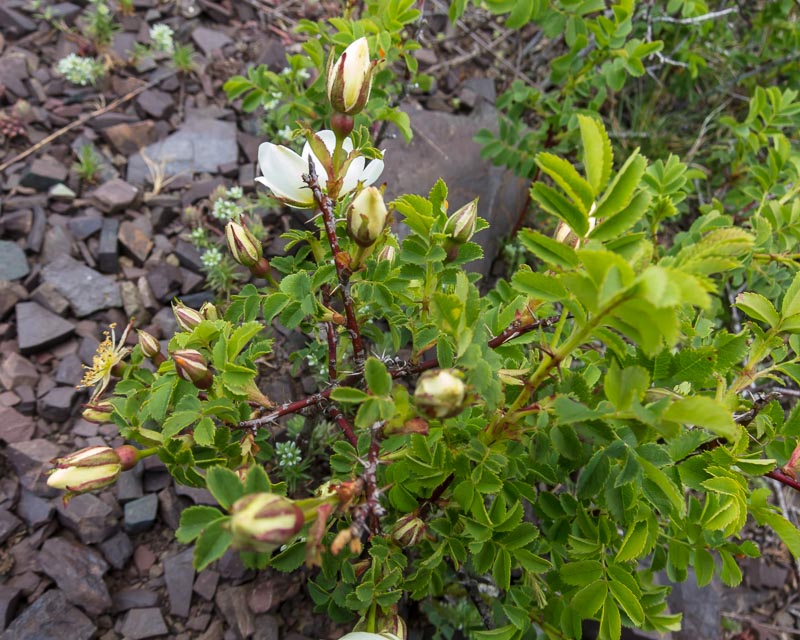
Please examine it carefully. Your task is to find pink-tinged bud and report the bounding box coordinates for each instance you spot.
[377,244,396,263]
[347,187,387,248]
[414,369,467,419]
[173,301,203,332]
[81,400,114,424]
[47,446,122,496]
[444,198,478,244]
[783,442,800,479]
[390,513,427,547]
[326,37,375,116]
[229,493,305,553]
[137,330,161,359]
[172,349,213,389]
[225,221,263,268]
[199,302,219,321]
[114,445,141,471]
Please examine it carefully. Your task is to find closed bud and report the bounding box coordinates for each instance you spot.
[225,221,263,268]
[390,513,427,547]
[444,198,478,244]
[414,368,467,419]
[377,244,396,263]
[199,302,219,321]
[347,187,387,248]
[81,400,114,424]
[137,330,161,359]
[172,349,213,389]
[341,632,402,640]
[173,301,203,332]
[326,37,375,116]
[47,446,122,496]
[230,493,305,553]
[783,442,800,479]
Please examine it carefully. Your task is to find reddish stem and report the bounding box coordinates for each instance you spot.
[327,405,358,448]
[767,469,800,493]
[322,284,338,381]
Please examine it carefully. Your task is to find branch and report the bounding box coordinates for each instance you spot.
[327,404,358,448]
[767,469,800,494]
[303,160,367,370]
[651,7,738,24]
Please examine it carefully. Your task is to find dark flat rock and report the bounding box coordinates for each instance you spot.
[15,302,76,354]
[98,530,133,570]
[20,156,68,191]
[37,537,111,616]
[103,120,157,155]
[0,584,22,632]
[16,489,55,528]
[0,406,34,444]
[0,589,96,640]
[42,255,122,317]
[123,493,158,534]
[164,547,195,618]
[0,509,22,546]
[0,242,29,281]
[90,178,139,214]
[5,438,61,497]
[119,607,169,639]
[37,386,78,422]
[127,116,238,185]
[56,493,119,544]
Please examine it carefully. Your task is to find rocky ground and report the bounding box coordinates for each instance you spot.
[0,1,798,639]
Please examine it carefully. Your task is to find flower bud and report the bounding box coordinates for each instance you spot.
[199,302,219,321]
[229,493,305,553]
[326,37,375,116]
[47,446,122,495]
[390,513,427,547]
[377,244,396,263]
[225,221,263,268]
[81,400,114,424]
[413,369,467,419]
[173,301,203,332]
[444,198,478,244]
[340,632,402,640]
[783,442,800,479]
[172,349,213,389]
[137,330,161,359]
[347,187,387,248]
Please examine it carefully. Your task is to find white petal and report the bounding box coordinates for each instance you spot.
[256,142,313,206]
[359,157,384,188]
[340,156,366,196]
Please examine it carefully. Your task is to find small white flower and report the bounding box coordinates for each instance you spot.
[56,54,103,86]
[149,23,175,54]
[256,130,384,209]
[212,199,243,222]
[297,68,310,81]
[277,126,293,140]
[201,247,223,269]
[276,441,302,468]
[227,186,243,200]
[190,227,207,244]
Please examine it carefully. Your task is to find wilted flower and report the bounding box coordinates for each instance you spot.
[229,493,305,553]
[347,187,387,248]
[414,369,467,419]
[78,321,132,401]
[256,130,383,208]
[326,37,376,116]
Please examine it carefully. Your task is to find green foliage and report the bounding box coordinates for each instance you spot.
[73,144,103,184]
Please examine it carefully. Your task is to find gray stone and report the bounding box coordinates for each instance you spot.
[112,589,159,613]
[0,353,38,389]
[31,282,71,316]
[191,26,233,54]
[42,255,122,317]
[98,218,120,274]
[0,242,29,281]
[68,215,103,240]
[5,438,61,497]
[146,263,183,302]
[0,6,36,37]
[41,223,75,264]
[55,352,84,386]
[124,493,158,534]
[384,94,529,278]
[0,589,96,640]
[20,156,68,191]
[16,489,55,528]
[90,178,139,214]
[0,407,34,444]
[37,537,111,616]
[49,183,77,201]
[15,301,75,355]
[1,209,33,238]
[27,206,46,253]
[174,239,204,272]
[215,584,255,639]
[0,585,21,632]
[37,386,78,422]
[118,220,153,264]
[165,547,195,618]
[98,530,133,570]
[0,509,22,545]
[119,607,168,639]
[152,306,179,339]
[56,493,118,544]
[127,117,238,185]
[121,281,150,325]
[252,614,280,640]
[136,89,173,119]
[116,468,144,503]
[0,281,26,321]
[174,484,216,505]
[193,569,219,602]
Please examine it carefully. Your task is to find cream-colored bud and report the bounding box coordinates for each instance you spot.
[47,446,122,495]
[413,369,467,419]
[172,349,213,389]
[444,198,478,244]
[229,493,305,553]
[137,330,161,359]
[326,37,375,115]
[377,244,396,263]
[199,302,219,321]
[225,221,263,268]
[347,187,387,248]
[173,301,203,332]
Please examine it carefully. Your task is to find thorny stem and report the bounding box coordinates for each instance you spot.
[322,284,338,381]
[767,469,800,494]
[303,159,367,371]
[327,404,358,448]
